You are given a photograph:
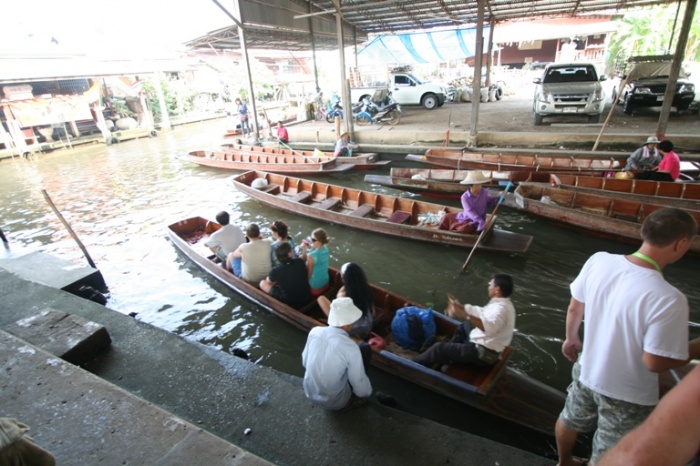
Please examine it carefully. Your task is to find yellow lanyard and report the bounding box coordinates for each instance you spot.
[632,252,662,275]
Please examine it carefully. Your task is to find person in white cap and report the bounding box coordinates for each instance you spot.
[301,297,372,411]
[623,136,661,171]
[438,171,496,233]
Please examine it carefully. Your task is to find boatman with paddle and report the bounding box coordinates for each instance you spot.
[438,171,496,234]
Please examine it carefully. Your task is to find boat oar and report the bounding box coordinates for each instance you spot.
[459,181,513,273]
[41,189,98,269]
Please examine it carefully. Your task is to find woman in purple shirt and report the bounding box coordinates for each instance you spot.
[438,171,496,234]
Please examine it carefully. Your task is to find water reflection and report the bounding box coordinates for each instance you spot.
[1,120,698,456]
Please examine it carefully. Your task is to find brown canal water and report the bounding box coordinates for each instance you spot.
[2,120,698,458]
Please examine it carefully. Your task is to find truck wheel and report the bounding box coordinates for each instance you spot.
[421,94,438,110]
[534,113,543,125]
[611,88,618,103]
[385,110,400,126]
[495,86,503,100]
[622,99,634,115]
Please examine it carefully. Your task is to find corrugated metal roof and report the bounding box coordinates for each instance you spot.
[186,0,678,52]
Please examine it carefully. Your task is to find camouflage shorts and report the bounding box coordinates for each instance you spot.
[559,362,654,464]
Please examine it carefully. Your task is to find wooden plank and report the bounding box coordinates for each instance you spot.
[290,192,312,204]
[318,198,341,210]
[350,204,375,217]
[387,211,411,224]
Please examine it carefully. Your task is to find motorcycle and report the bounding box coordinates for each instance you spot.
[354,95,401,126]
[325,98,364,123]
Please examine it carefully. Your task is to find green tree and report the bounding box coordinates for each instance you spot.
[608,3,700,72]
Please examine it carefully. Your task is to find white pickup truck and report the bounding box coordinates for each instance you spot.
[351,73,448,110]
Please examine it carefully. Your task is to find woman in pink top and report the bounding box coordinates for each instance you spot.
[656,140,681,181]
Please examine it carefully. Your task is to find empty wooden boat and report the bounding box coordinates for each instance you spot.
[551,173,700,202]
[504,182,700,254]
[230,170,533,254]
[407,148,625,172]
[167,215,564,435]
[221,143,390,170]
[180,149,353,175]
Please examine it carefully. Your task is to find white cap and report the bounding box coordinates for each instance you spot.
[459,171,490,185]
[328,297,362,327]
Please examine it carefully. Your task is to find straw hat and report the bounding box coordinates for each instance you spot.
[645,136,661,144]
[328,297,362,327]
[459,171,490,185]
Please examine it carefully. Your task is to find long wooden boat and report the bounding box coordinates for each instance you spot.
[407,149,625,172]
[551,173,700,201]
[366,168,560,199]
[180,150,353,175]
[230,170,533,254]
[504,182,700,255]
[221,143,390,170]
[166,216,565,435]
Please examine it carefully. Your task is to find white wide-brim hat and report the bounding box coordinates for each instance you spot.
[645,136,661,144]
[328,297,362,327]
[460,171,490,185]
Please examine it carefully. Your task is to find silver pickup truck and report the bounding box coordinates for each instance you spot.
[532,63,606,125]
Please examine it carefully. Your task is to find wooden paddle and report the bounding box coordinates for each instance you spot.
[42,189,98,269]
[459,181,514,273]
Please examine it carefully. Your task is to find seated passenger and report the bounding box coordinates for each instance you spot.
[414,274,515,369]
[204,211,246,262]
[299,228,330,296]
[226,223,272,284]
[269,220,297,266]
[318,262,373,340]
[260,242,312,310]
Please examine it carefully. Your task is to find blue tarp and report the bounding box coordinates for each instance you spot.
[358,27,490,65]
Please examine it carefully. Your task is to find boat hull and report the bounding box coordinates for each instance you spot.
[181,150,353,175]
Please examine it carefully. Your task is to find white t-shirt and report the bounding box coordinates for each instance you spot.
[205,224,245,256]
[465,297,515,353]
[572,252,689,405]
[241,239,272,284]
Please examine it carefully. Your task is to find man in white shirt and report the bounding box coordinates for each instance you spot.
[414,274,515,368]
[204,211,245,262]
[226,223,271,284]
[302,297,372,411]
[556,207,700,466]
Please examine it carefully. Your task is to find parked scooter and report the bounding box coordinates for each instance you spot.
[325,98,364,123]
[354,94,401,126]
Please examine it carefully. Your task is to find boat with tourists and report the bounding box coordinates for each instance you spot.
[166,215,565,435]
[407,148,626,172]
[230,170,533,254]
[503,182,700,255]
[180,149,353,175]
[220,143,390,170]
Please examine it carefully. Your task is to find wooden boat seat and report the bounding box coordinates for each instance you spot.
[350,204,375,218]
[443,345,513,395]
[387,211,411,224]
[290,192,313,204]
[260,183,281,195]
[318,198,341,210]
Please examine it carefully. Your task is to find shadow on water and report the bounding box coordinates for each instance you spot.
[1,120,697,458]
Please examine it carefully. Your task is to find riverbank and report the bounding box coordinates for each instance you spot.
[0,254,555,465]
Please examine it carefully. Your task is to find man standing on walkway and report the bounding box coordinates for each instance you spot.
[556,207,700,466]
[301,297,372,411]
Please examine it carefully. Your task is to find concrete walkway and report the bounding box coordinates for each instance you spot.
[0,263,556,466]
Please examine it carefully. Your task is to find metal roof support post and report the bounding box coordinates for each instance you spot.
[485,17,495,88]
[469,0,485,147]
[307,2,320,93]
[232,0,260,141]
[655,0,696,139]
[333,0,354,139]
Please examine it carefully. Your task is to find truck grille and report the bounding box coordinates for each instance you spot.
[552,94,590,103]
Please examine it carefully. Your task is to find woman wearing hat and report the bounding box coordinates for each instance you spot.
[438,171,497,234]
[334,132,355,157]
[624,136,661,172]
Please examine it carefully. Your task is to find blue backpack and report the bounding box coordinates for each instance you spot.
[391,306,436,351]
